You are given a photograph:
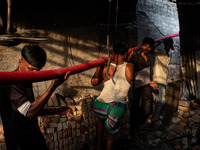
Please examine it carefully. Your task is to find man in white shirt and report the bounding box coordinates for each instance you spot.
[153,37,182,129]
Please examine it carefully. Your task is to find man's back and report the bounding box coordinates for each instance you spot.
[153,49,170,85]
[102,62,133,84]
[98,62,132,103]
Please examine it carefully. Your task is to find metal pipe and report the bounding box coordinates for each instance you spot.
[6,0,11,34]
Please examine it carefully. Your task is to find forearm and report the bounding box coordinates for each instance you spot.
[91,66,104,85]
[26,83,56,119]
[127,52,134,62]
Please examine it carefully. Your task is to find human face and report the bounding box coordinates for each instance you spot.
[141,43,152,54]
[19,58,40,72]
[164,42,173,52]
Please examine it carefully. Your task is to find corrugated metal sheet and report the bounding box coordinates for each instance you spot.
[177,0,200,101]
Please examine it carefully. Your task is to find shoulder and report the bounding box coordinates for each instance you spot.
[102,64,116,80]
[103,64,114,73]
[129,51,142,63]
[9,84,27,92]
[153,49,166,56]
[132,50,141,58]
[126,62,134,68]
[126,63,134,73]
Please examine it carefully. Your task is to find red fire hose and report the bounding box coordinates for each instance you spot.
[0,33,179,84]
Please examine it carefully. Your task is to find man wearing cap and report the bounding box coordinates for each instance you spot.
[0,45,70,150]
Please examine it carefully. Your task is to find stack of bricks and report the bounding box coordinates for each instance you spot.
[0,94,131,150]
[38,94,97,150]
[163,100,200,149]
[145,99,200,149]
[39,94,131,150]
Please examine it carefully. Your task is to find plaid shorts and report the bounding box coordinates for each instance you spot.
[94,99,126,135]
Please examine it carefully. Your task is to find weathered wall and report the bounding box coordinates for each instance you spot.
[0,27,108,98]
[136,0,180,48]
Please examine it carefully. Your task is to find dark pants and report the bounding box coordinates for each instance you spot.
[17,127,49,150]
[130,85,153,131]
[162,80,181,127]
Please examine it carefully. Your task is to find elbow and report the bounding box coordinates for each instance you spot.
[26,112,35,120]
[91,79,99,86]
[25,105,37,120]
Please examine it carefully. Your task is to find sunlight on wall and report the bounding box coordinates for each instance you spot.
[136,0,180,47]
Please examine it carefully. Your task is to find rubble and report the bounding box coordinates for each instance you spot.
[0,94,199,150]
[130,100,200,150]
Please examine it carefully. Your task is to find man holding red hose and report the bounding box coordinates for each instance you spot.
[91,40,134,150]
[0,44,71,150]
